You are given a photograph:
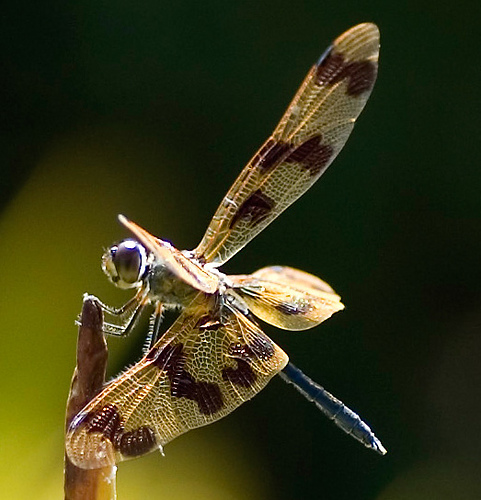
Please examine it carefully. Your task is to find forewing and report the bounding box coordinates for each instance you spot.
[66,293,288,469]
[231,266,344,331]
[119,214,219,294]
[195,23,379,265]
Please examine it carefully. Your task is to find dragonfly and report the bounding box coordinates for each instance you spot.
[66,22,386,469]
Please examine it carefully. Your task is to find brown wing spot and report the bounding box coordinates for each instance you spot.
[145,346,159,360]
[73,405,158,457]
[171,369,195,399]
[222,359,257,388]
[84,404,122,442]
[174,371,223,415]
[230,189,275,229]
[275,302,310,316]
[247,334,275,360]
[195,381,224,415]
[286,135,334,177]
[228,342,252,359]
[151,343,184,373]
[195,314,223,331]
[115,426,157,457]
[252,138,291,172]
[223,334,275,388]
[316,49,376,96]
[152,343,224,415]
[344,60,376,96]
[228,335,275,361]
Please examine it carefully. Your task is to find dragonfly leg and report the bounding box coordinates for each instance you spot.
[79,289,149,337]
[143,302,164,353]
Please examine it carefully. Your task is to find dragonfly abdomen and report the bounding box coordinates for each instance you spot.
[279,362,386,455]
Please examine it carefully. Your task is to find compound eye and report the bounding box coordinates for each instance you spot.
[103,240,147,289]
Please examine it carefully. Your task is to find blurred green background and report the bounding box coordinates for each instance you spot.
[1,1,480,499]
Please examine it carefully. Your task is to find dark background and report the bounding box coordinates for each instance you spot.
[1,1,480,499]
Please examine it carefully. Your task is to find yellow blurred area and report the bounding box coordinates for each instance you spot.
[0,127,270,499]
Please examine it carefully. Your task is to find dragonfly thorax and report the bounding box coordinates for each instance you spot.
[147,259,200,307]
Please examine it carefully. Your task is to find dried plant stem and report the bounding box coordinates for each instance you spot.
[64,297,117,500]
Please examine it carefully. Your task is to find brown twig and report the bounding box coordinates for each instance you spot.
[64,296,117,500]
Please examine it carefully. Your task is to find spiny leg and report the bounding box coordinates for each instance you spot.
[82,288,150,337]
[279,362,387,455]
[143,302,164,353]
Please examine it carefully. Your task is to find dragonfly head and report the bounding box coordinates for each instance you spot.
[102,239,148,289]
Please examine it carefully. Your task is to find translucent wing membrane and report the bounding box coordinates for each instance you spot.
[231,266,344,331]
[195,23,379,265]
[66,293,288,468]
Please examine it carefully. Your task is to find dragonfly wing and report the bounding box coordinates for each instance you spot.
[195,23,379,265]
[231,266,344,331]
[119,214,219,294]
[66,293,288,469]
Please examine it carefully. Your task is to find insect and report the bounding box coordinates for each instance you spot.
[66,22,386,469]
